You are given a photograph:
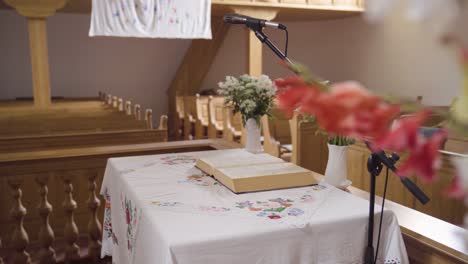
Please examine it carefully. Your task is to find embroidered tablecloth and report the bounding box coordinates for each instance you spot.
[100,149,409,264]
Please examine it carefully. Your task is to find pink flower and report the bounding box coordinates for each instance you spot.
[275,76,321,116]
[396,129,448,182]
[277,79,399,140]
[445,174,465,199]
[374,110,431,151]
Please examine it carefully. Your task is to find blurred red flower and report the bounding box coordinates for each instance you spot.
[374,110,447,182]
[445,173,465,199]
[275,76,321,117]
[374,110,431,151]
[396,129,447,182]
[276,80,399,140]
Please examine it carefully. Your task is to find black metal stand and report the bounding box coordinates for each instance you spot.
[364,153,383,264]
[363,147,430,264]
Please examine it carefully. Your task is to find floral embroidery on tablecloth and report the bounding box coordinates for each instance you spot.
[122,195,138,252]
[151,201,231,214]
[160,155,196,165]
[103,188,118,245]
[235,198,305,220]
[198,205,231,213]
[178,174,219,186]
[152,201,181,207]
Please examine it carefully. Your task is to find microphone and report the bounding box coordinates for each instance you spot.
[223,14,287,30]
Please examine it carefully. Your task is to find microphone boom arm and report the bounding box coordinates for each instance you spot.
[253,30,292,64]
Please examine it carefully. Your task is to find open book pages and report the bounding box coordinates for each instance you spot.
[195,149,284,175]
[196,149,317,193]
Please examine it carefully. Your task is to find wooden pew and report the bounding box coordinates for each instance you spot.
[0,112,148,137]
[289,112,328,174]
[261,108,292,161]
[223,105,243,142]
[0,116,169,153]
[183,96,197,140]
[175,96,185,140]
[347,141,466,226]
[207,96,225,139]
[195,94,210,139]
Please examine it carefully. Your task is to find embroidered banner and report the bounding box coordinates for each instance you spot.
[90,0,212,39]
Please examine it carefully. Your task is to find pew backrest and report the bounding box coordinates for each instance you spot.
[195,94,210,126]
[209,96,225,130]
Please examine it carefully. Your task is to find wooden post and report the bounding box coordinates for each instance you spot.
[8,177,31,264]
[125,101,132,115]
[106,94,112,105]
[0,237,4,264]
[145,109,153,129]
[36,174,56,264]
[87,171,102,263]
[118,98,124,111]
[246,29,263,76]
[112,96,118,108]
[28,18,51,107]
[62,174,80,262]
[159,115,168,130]
[4,0,68,108]
[134,104,141,120]
[231,7,278,77]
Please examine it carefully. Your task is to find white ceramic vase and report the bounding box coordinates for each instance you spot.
[324,143,349,187]
[245,118,263,153]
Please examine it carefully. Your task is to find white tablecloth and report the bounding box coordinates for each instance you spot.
[100,150,409,264]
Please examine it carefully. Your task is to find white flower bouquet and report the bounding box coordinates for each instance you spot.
[218,74,277,124]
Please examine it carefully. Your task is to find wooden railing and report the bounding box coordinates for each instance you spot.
[101,92,155,129]
[0,139,237,263]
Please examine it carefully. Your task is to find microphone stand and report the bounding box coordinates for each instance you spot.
[245,22,292,64]
[363,143,430,264]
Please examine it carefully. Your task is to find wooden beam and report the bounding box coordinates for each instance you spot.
[28,18,52,108]
[232,7,278,76]
[0,0,363,20]
[167,17,230,139]
[4,0,68,108]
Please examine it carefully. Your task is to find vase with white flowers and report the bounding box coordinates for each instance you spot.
[218,74,277,153]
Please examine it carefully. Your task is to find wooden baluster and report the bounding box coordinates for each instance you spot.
[112,96,118,108]
[8,177,31,264]
[134,104,141,120]
[36,174,56,264]
[0,237,4,264]
[125,101,132,115]
[159,115,168,130]
[145,109,153,129]
[118,98,124,111]
[87,171,102,263]
[62,174,80,262]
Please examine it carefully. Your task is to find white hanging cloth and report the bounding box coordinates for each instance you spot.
[89,0,212,39]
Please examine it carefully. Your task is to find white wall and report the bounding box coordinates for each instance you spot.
[0,10,190,120]
[203,4,468,106]
[1,4,467,120]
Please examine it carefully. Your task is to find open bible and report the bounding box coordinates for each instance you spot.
[196,149,318,193]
